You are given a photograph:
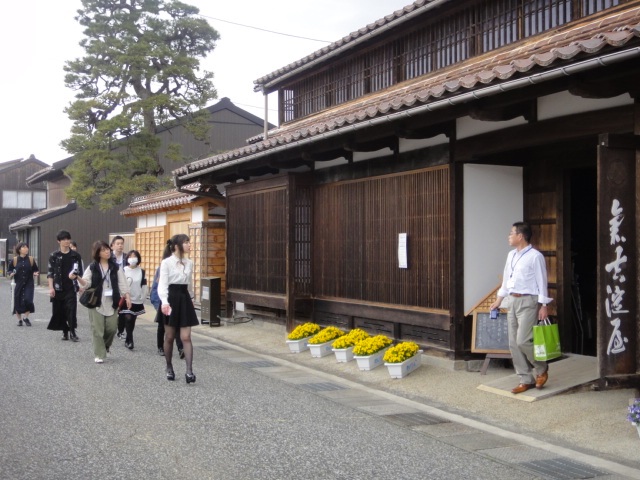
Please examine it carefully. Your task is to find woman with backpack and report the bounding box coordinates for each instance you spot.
[8,242,39,326]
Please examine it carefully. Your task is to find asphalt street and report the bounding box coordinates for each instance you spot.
[0,282,544,480]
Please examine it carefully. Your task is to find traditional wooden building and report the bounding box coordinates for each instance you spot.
[174,1,640,383]
[0,155,48,259]
[13,97,269,279]
[120,184,226,304]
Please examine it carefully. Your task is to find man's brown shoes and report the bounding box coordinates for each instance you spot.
[511,383,535,394]
[535,371,549,389]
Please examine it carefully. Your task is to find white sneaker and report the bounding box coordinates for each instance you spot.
[94,357,104,364]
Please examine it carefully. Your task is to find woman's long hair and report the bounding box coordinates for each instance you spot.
[162,234,190,260]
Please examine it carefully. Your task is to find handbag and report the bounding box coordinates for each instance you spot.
[79,287,99,309]
[79,263,107,309]
[533,317,562,361]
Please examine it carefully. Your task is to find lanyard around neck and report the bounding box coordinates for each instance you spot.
[99,264,111,287]
[510,245,532,278]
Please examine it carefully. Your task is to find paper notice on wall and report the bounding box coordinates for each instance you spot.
[398,233,408,269]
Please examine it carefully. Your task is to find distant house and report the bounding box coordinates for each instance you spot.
[0,155,48,269]
[173,1,640,382]
[11,97,270,284]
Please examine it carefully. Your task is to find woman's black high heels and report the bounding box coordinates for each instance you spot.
[185,373,196,384]
[166,367,175,381]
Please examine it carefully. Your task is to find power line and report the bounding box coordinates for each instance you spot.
[197,14,332,43]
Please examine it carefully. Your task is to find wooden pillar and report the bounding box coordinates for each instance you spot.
[597,133,637,377]
[285,175,296,333]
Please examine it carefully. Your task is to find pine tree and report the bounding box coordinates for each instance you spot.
[62,0,219,209]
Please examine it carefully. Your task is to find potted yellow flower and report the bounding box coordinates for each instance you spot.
[383,341,423,378]
[331,328,370,363]
[308,326,346,358]
[352,335,393,370]
[286,322,321,353]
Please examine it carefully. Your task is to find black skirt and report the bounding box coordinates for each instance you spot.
[165,284,199,328]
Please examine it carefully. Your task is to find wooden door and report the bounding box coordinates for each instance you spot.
[523,161,562,342]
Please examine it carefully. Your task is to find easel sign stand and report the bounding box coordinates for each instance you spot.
[467,285,511,375]
[471,310,512,375]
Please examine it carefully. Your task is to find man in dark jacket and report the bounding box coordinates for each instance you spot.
[47,230,83,341]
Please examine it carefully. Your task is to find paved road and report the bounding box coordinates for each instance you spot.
[0,284,544,480]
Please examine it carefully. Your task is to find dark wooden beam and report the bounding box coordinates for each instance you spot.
[396,121,455,140]
[343,136,399,154]
[301,149,353,163]
[469,99,537,122]
[455,104,634,162]
[568,65,640,99]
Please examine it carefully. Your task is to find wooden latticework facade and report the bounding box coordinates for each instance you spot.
[225,168,452,349]
[226,175,312,322]
[314,166,450,309]
[279,0,625,122]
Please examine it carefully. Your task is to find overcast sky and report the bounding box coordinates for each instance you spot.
[1,0,413,165]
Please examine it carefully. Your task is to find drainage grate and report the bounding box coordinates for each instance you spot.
[382,412,448,427]
[299,382,347,392]
[518,458,607,479]
[239,360,278,368]
[199,345,229,351]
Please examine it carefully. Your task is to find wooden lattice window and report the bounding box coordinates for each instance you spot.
[227,188,287,294]
[313,166,451,310]
[280,0,621,122]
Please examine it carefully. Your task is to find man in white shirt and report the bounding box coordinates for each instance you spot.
[110,236,125,270]
[110,236,126,339]
[489,222,553,394]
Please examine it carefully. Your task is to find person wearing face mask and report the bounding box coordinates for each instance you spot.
[119,250,147,350]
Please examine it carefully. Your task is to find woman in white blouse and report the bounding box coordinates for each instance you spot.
[159,234,199,383]
[77,240,131,364]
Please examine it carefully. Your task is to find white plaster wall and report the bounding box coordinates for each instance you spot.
[192,206,205,223]
[457,116,527,139]
[137,212,167,228]
[463,164,523,314]
[537,91,632,121]
[400,134,448,153]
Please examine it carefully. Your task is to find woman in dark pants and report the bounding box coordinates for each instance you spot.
[8,242,39,326]
[158,234,199,383]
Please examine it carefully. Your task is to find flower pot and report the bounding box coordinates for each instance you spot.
[385,350,423,379]
[332,346,354,363]
[354,347,389,371]
[309,340,334,358]
[636,425,640,440]
[286,337,310,353]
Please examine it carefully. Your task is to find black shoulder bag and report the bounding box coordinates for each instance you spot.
[79,264,107,309]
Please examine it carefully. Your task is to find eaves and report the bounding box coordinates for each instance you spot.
[175,15,640,185]
[9,202,77,232]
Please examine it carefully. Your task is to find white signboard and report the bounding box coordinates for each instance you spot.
[398,233,408,269]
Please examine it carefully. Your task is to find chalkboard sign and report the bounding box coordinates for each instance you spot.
[471,310,510,354]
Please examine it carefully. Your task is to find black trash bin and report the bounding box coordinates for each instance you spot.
[200,277,221,327]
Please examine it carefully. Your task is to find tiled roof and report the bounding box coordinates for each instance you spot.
[9,203,77,231]
[121,183,218,216]
[254,0,436,90]
[175,8,640,180]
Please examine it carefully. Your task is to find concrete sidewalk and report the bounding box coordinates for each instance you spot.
[177,314,640,476]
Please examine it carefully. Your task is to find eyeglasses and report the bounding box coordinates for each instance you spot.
[508,231,521,236]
